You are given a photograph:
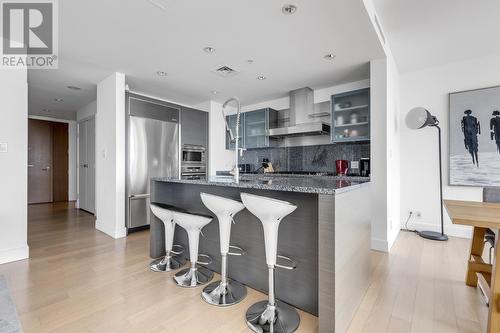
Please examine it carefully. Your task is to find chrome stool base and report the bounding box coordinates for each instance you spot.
[150,255,186,272]
[201,279,247,306]
[246,300,300,333]
[173,265,213,287]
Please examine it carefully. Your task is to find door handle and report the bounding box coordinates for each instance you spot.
[42,166,50,171]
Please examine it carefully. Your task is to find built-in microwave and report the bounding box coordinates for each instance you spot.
[182,144,206,164]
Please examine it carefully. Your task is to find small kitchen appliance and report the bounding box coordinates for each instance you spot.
[335,159,349,176]
[359,158,370,177]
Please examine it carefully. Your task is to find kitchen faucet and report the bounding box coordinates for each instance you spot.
[222,97,243,183]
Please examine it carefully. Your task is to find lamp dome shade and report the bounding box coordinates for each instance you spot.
[406,107,437,129]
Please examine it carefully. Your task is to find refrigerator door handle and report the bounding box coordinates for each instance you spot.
[129,193,150,199]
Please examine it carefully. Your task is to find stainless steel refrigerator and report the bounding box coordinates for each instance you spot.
[126,92,180,231]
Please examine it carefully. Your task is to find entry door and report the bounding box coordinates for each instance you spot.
[28,119,53,204]
[78,118,95,214]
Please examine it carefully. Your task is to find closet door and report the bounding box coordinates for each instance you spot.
[86,118,95,214]
[78,120,88,211]
[78,117,96,214]
[28,119,53,204]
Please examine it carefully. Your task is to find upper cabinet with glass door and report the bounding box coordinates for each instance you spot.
[244,108,278,149]
[225,108,278,150]
[331,88,370,143]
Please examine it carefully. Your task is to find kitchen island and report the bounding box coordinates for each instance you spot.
[150,175,371,333]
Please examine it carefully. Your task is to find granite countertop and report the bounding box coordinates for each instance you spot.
[152,175,370,195]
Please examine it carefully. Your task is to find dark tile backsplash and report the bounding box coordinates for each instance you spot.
[240,143,370,173]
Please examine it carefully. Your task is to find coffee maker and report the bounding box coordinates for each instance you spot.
[359,158,370,177]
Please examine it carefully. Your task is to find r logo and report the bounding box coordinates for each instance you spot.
[2,2,53,55]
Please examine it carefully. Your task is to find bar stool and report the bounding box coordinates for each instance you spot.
[172,210,214,287]
[241,192,300,333]
[200,192,247,306]
[149,203,186,272]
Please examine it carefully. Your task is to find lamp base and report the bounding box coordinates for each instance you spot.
[417,230,448,241]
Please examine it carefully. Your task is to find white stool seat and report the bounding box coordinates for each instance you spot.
[149,204,186,272]
[240,193,297,267]
[172,211,214,287]
[240,192,300,333]
[200,192,245,254]
[200,192,247,306]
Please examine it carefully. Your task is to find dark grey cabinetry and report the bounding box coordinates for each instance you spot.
[225,108,278,150]
[181,107,208,147]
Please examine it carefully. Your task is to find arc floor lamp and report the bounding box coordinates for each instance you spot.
[405,107,448,241]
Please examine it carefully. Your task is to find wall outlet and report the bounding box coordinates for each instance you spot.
[0,142,7,153]
[408,210,422,218]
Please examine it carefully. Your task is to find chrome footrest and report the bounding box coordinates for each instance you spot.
[228,245,245,256]
[197,253,213,266]
[171,244,184,255]
[275,255,297,270]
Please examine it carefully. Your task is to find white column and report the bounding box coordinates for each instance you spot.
[95,72,127,239]
[208,100,234,176]
[370,55,401,252]
[370,58,390,252]
[0,68,29,264]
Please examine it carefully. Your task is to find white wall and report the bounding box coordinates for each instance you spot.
[0,69,29,264]
[77,100,97,122]
[28,115,78,201]
[95,73,127,239]
[400,54,500,238]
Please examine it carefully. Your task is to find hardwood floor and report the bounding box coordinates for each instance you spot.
[0,203,490,332]
[347,231,489,333]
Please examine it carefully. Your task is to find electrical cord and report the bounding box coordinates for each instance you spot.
[401,212,417,233]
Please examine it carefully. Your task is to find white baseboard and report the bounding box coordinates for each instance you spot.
[0,245,29,265]
[95,219,127,239]
[408,221,472,239]
[371,237,389,252]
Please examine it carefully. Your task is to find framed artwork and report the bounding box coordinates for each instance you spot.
[449,85,500,186]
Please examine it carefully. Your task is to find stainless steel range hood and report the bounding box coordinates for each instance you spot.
[268,87,330,138]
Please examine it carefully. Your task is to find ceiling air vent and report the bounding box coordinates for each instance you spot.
[213,65,240,78]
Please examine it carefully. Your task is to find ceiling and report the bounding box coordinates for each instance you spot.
[28,0,384,117]
[373,0,500,73]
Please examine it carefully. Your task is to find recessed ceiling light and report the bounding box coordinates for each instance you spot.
[67,85,81,90]
[156,71,167,76]
[323,53,336,60]
[54,98,63,102]
[203,46,215,54]
[211,90,219,95]
[257,75,267,80]
[282,4,297,15]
